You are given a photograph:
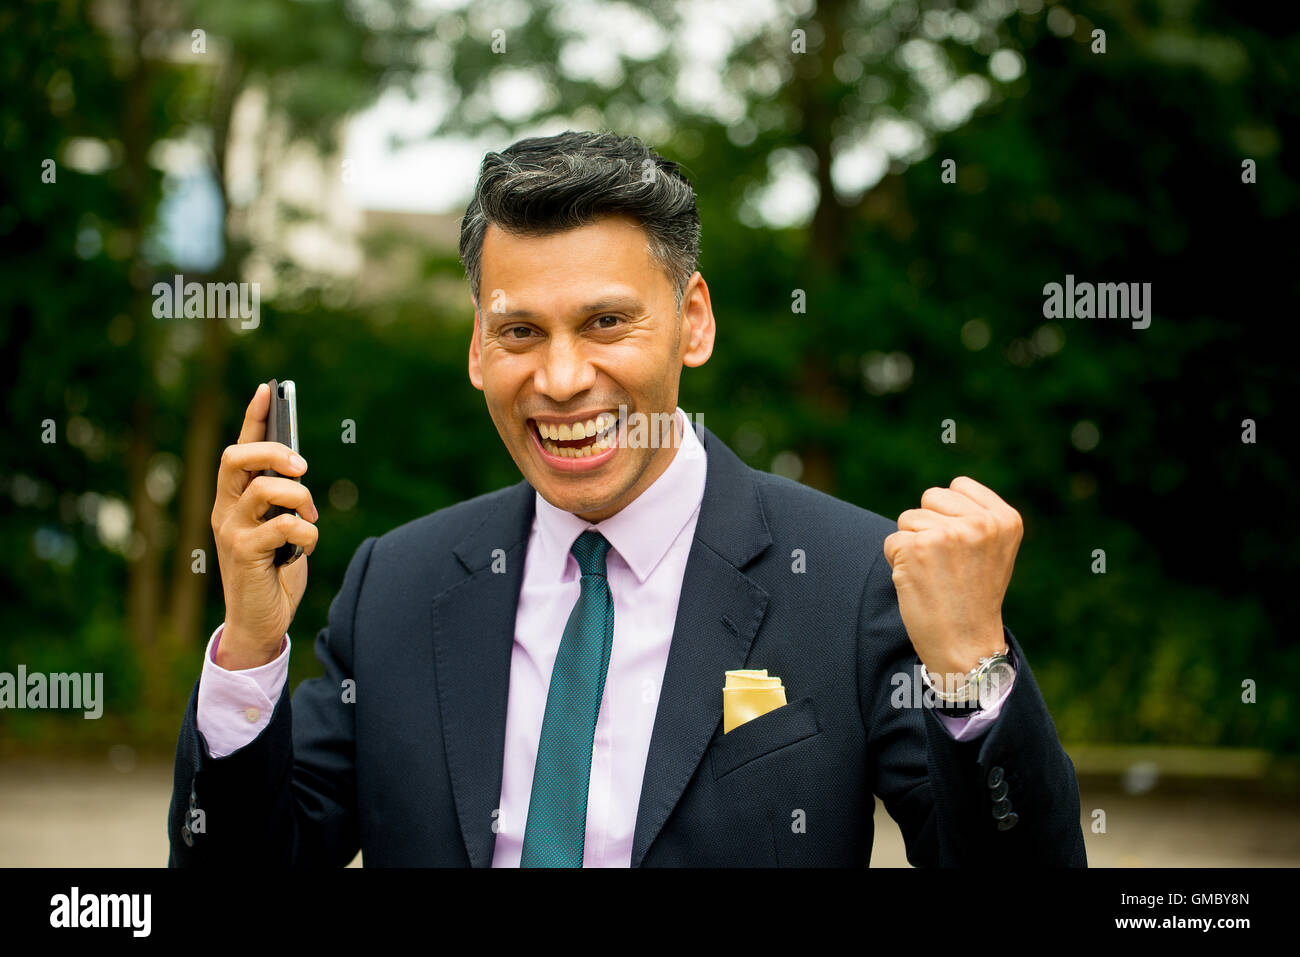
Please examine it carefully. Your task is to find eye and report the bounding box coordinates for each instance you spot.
[504,325,534,340]
[592,315,622,330]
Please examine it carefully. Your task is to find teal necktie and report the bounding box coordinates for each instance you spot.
[517,530,613,868]
[520,530,615,867]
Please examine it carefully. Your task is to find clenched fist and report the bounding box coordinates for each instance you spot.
[882,476,1023,690]
[210,383,320,670]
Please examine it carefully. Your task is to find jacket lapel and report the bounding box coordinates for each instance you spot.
[630,423,772,866]
[430,479,535,867]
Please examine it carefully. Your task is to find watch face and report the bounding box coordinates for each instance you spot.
[977,660,1015,709]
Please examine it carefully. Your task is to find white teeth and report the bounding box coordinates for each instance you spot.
[536,412,620,461]
[536,414,618,442]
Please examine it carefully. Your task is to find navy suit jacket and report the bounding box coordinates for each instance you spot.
[169,422,1087,866]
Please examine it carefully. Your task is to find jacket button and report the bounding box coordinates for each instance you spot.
[997,812,1019,831]
[189,790,197,812]
[992,798,1012,819]
[987,766,1004,789]
[181,824,193,847]
[990,780,1008,801]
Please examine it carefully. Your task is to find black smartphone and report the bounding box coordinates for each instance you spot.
[259,379,304,567]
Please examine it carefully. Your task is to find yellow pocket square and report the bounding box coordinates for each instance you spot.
[723,669,787,733]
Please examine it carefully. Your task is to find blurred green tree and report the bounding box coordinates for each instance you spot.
[2,0,1294,755]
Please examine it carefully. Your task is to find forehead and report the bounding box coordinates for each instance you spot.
[479,215,667,306]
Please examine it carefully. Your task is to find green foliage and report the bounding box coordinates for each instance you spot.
[2,0,1294,755]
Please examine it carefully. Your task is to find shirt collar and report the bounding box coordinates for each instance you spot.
[532,407,707,583]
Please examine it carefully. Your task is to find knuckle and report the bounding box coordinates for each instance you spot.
[247,476,275,503]
[230,529,253,559]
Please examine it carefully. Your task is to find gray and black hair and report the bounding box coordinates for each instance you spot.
[458,130,701,311]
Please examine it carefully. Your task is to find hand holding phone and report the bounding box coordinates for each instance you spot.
[210,380,319,670]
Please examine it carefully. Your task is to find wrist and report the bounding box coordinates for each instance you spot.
[933,624,1006,676]
[921,640,1012,705]
[216,623,281,670]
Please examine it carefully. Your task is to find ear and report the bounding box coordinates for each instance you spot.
[468,306,484,391]
[679,272,715,368]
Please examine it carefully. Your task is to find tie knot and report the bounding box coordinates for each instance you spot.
[570,530,610,577]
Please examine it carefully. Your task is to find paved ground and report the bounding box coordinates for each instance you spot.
[1,758,1296,867]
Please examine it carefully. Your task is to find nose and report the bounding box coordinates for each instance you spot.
[534,334,597,403]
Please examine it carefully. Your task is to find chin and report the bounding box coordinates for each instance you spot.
[535,478,619,517]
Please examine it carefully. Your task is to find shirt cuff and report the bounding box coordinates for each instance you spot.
[930,647,1017,742]
[195,623,290,758]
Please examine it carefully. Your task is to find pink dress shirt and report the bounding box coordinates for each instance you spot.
[197,408,1015,865]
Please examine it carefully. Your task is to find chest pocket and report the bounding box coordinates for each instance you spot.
[709,695,821,781]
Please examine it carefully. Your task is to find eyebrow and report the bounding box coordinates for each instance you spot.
[484,296,646,323]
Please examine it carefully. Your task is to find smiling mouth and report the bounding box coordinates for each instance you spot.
[529,411,620,459]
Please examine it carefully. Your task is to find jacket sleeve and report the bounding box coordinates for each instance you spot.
[167,536,378,867]
[857,550,1087,867]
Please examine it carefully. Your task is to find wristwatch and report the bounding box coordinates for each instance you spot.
[921,647,1015,713]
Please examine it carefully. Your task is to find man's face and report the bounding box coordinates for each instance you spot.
[468,214,713,522]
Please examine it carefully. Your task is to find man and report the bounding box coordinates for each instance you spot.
[169,130,1086,867]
